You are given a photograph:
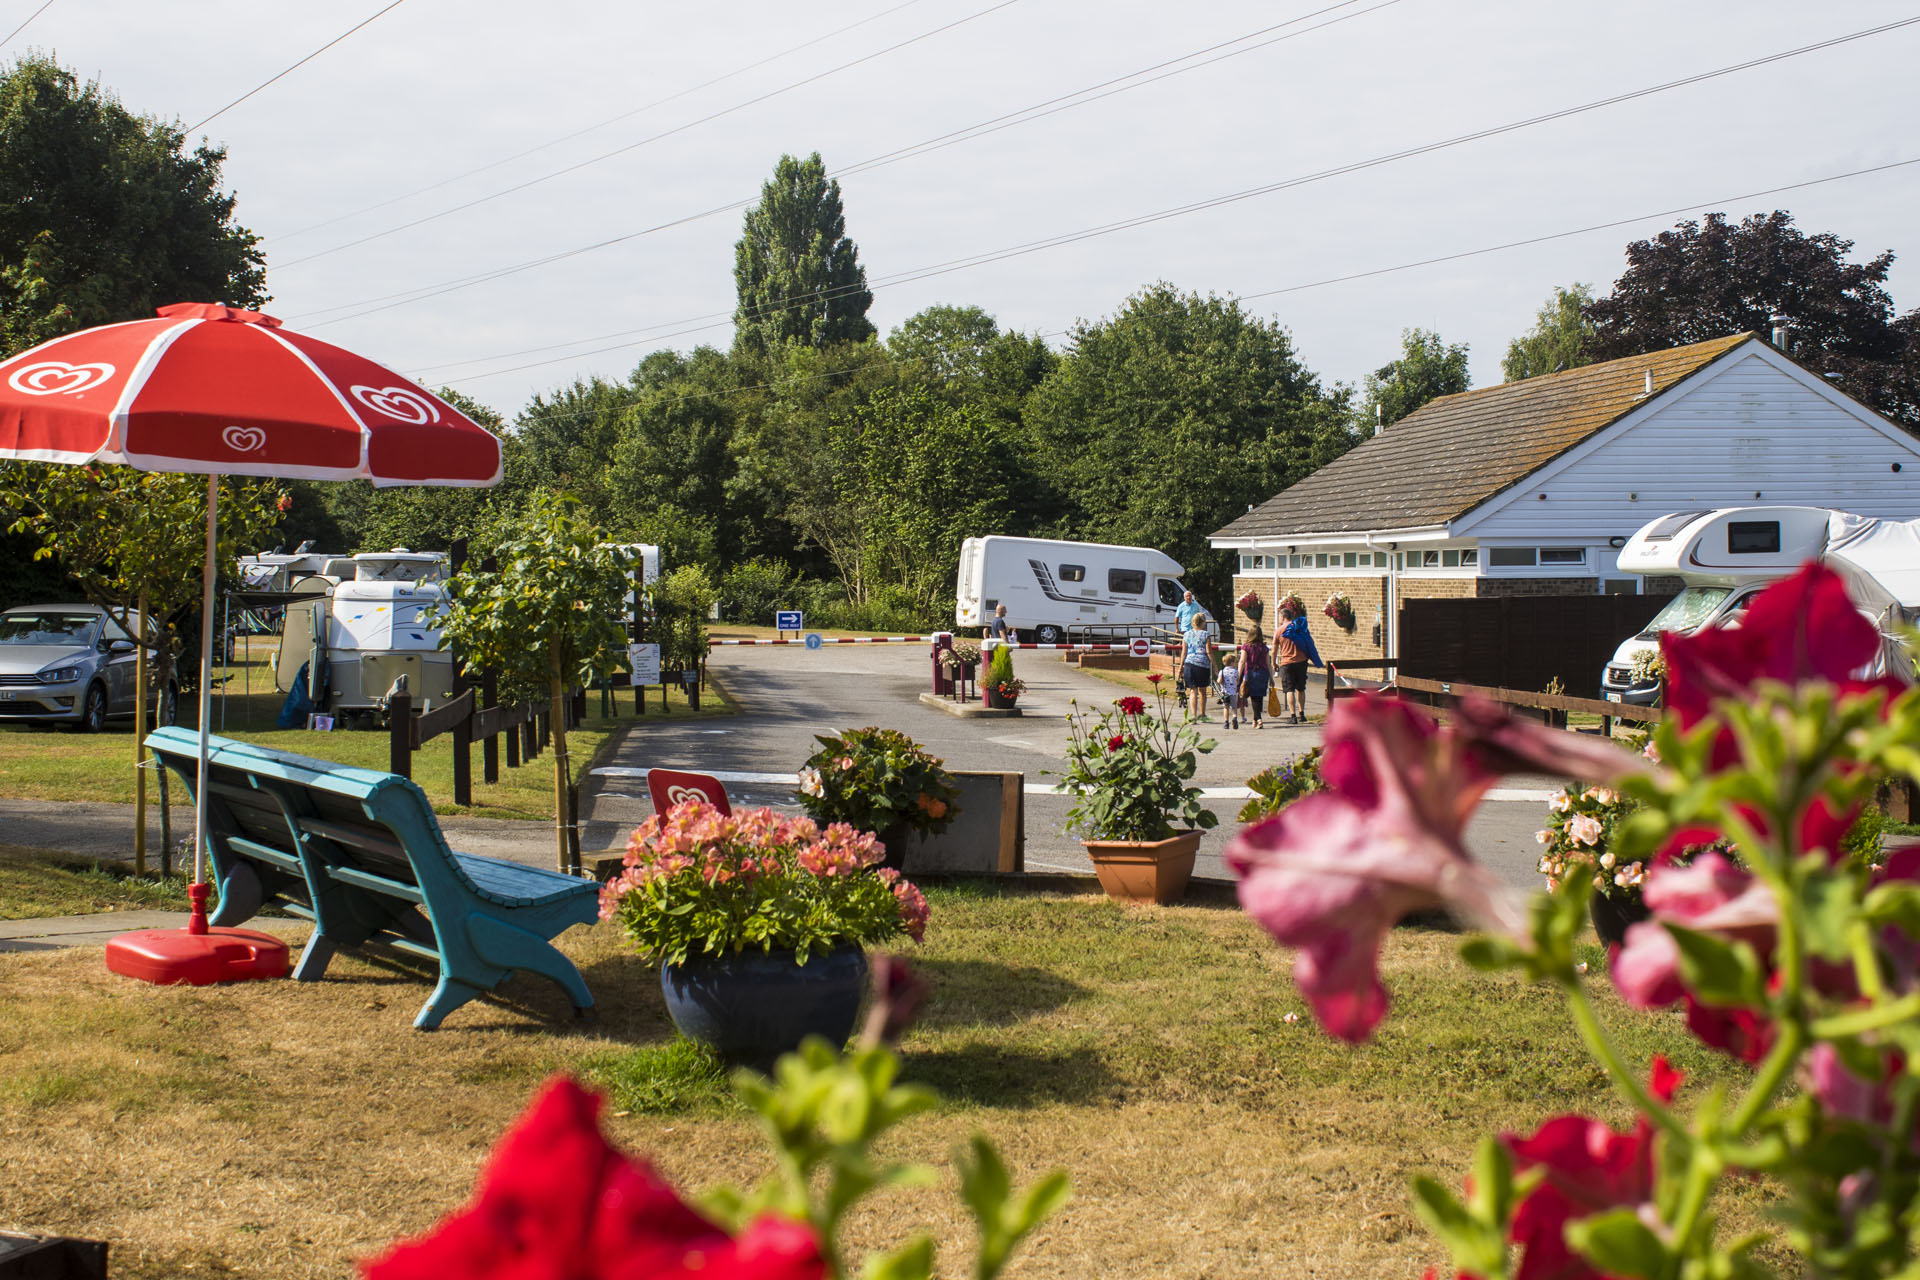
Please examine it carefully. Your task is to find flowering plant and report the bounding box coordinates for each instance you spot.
[1322,592,1355,630]
[1227,564,1920,1279]
[1057,685,1218,842]
[983,643,1024,703]
[1628,646,1667,686]
[1235,589,1264,621]
[796,726,960,839]
[1238,747,1325,823]
[1534,784,1650,901]
[938,640,980,671]
[600,800,930,965]
[1278,591,1305,615]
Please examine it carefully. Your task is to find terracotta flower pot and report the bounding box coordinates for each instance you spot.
[1081,830,1202,904]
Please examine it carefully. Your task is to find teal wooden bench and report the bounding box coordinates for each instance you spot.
[146,726,599,1029]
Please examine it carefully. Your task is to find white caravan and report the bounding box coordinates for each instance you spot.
[275,551,456,718]
[1600,507,1917,703]
[954,536,1199,643]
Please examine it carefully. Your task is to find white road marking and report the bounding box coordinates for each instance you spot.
[594,767,794,785]
[1485,789,1556,803]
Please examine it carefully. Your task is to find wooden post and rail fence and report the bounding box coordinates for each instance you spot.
[1324,659,1663,736]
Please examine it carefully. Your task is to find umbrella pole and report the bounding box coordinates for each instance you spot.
[189,474,219,936]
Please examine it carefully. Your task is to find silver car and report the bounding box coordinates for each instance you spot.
[0,604,166,732]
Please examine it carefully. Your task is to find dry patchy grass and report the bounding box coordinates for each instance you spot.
[0,844,191,919]
[0,883,1767,1279]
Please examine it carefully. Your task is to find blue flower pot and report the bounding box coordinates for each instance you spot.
[660,947,869,1069]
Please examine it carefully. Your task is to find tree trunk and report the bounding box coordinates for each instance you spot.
[549,673,571,875]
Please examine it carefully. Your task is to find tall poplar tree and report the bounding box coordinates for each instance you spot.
[731,152,874,360]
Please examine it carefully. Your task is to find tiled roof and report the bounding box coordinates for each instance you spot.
[1212,332,1756,541]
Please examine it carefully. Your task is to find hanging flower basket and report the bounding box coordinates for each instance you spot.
[1234,590,1264,622]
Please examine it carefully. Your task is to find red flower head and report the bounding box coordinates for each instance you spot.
[276,492,293,513]
[1117,696,1147,716]
[361,1076,825,1280]
[1228,694,1638,1042]
[1106,734,1128,752]
[861,952,931,1048]
[1146,673,1164,684]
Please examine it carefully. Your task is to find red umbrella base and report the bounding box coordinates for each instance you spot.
[105,927,290,986]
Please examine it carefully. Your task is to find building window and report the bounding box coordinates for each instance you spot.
[1343,552,1358,568]
[1442,549,1459,567]
[1356,552,1372,567]
[1313,553,1328,568]
[1539,547,1586,565]
[1419,549,1441,567]
[1489,547,1536,567]
[1461,549,1479,567]
[1059,563,1086,582]
[1109,569,1146,595]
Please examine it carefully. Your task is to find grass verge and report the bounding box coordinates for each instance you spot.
[0,879,1767,1279]
[0,844,192,919]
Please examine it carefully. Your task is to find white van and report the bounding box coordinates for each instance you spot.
[1600,507,1915,703]
[954,536,1198,643]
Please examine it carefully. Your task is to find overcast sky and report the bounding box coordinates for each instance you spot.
[11,0,1919,419]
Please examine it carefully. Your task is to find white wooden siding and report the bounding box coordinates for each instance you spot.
[1460,349,1920,541]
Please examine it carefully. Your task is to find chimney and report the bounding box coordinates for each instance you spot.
[1643,369,1654,396]
[1373,402,1384,436]
[1771,315,1790,350]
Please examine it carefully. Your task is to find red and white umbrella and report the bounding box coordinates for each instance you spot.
[0,303,502,975]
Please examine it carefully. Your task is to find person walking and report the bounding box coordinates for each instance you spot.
[1237,624,1273,728]
[1276,604,1323,724]
[1217,651,1242,728]
[1182,612,1215,720]
[987,603,1013,642]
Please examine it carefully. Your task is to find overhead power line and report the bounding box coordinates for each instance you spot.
[286,0,1401,326]
[1,0,57,48]
[429,154,1920,389]
[188,0,408,133]
[274,0,937,242]
[402,17,1920,382]
[274,0,1025,269]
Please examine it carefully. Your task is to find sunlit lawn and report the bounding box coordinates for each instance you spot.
[0,638,733,819]
[0,881,1768,1280]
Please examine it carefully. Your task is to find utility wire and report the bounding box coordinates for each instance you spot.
[188,0,408,133]
[405,18,1920,382]
[423,153,1920,392]
[274,0,936,242]
[274,0,1024,269]
[0,0,56,48]
[287,0,1400,326]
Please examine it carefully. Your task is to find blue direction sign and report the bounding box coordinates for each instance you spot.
[804,633,823,650]
[776,609,803,631]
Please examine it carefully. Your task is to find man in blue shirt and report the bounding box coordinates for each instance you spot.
[1175,589,1203,635]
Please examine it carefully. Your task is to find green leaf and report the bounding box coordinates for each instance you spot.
[1564,1209,1671,1278]
[1665,923,1767,1008]
[1797,869,1857,962]
[1864,882,1920,939]
[861,1235,936,1280]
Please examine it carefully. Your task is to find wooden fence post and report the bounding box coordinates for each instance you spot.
[506,701,521,770]
[389,692,412,779]
[452,701,472,807]
[482,670,500,783]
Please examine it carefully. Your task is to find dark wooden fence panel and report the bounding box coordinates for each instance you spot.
[1398,593,1674,695]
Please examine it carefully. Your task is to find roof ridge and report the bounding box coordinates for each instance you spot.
[1416,330,1755,413]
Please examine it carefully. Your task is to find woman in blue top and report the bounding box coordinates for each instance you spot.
[1183,614,1215,720]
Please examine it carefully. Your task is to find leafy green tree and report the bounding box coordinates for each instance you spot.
[1586,210,1919,428]
[436,493,631,871]
[0,463,284,871]
[887,304,1058,440]
[1024,284,1351,608]
[1502,284,1596,382]
[0,56,265,356]
[605,347,738,569]
[1361,328,1470,429]
[732,153,874,361]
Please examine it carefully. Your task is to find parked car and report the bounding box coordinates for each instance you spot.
[0,604,170,731]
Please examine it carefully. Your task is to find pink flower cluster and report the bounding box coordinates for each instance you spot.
[877,867,930,942]
[796,823,885,877]
[599,801,853,919]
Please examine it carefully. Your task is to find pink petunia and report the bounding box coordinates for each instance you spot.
[1228,694,1639,1042]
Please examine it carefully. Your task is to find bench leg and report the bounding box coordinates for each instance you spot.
[293,933,338,982]
[465,914,595,1019]
[208,862,263,927]
[416,975,484,1030]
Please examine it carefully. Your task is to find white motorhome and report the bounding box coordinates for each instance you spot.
[275,551,455,718]
[955,536,1198,643]
[1601,507,1916,703]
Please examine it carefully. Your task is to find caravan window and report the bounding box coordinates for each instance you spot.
[1157,579,1183,607]
[1728,521,1781,554]
[1109,568,1147,595]
[1059,564,1086,582]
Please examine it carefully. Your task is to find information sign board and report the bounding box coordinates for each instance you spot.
[627,642,661,685]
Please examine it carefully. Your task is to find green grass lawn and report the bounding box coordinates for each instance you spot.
[0,639,734,819]
[0,843,192,919]
[0,881,1768,1280]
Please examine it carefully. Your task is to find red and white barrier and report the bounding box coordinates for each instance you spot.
[709,635,932,646]
[709,635,1225,651]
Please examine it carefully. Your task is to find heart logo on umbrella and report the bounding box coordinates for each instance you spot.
[221,425,268,453]
[351,385,441,425]
[7,360,115,397]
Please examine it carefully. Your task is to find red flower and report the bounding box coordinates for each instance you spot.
[1229,694,1638,1042]
[276,492,293,513]
[861,952,931,1047]
[361,1077,825,1280]
[1499,1060,1683,1280]
[1663,563,1904,734]
[1106,734,1128,752]
[1146,673,1164,684]
[1117,696,1147,716]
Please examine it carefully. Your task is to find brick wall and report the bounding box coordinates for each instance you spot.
[1474,577,1597,599]
[1396,577,1476,601]
[1231,574,1387,664]
[1644,575,1685,594]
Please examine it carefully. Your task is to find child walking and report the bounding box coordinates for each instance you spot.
[1217,652,1243,729]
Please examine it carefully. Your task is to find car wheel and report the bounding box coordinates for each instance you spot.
[1035,624,1064,645]
[77,684,108,733]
